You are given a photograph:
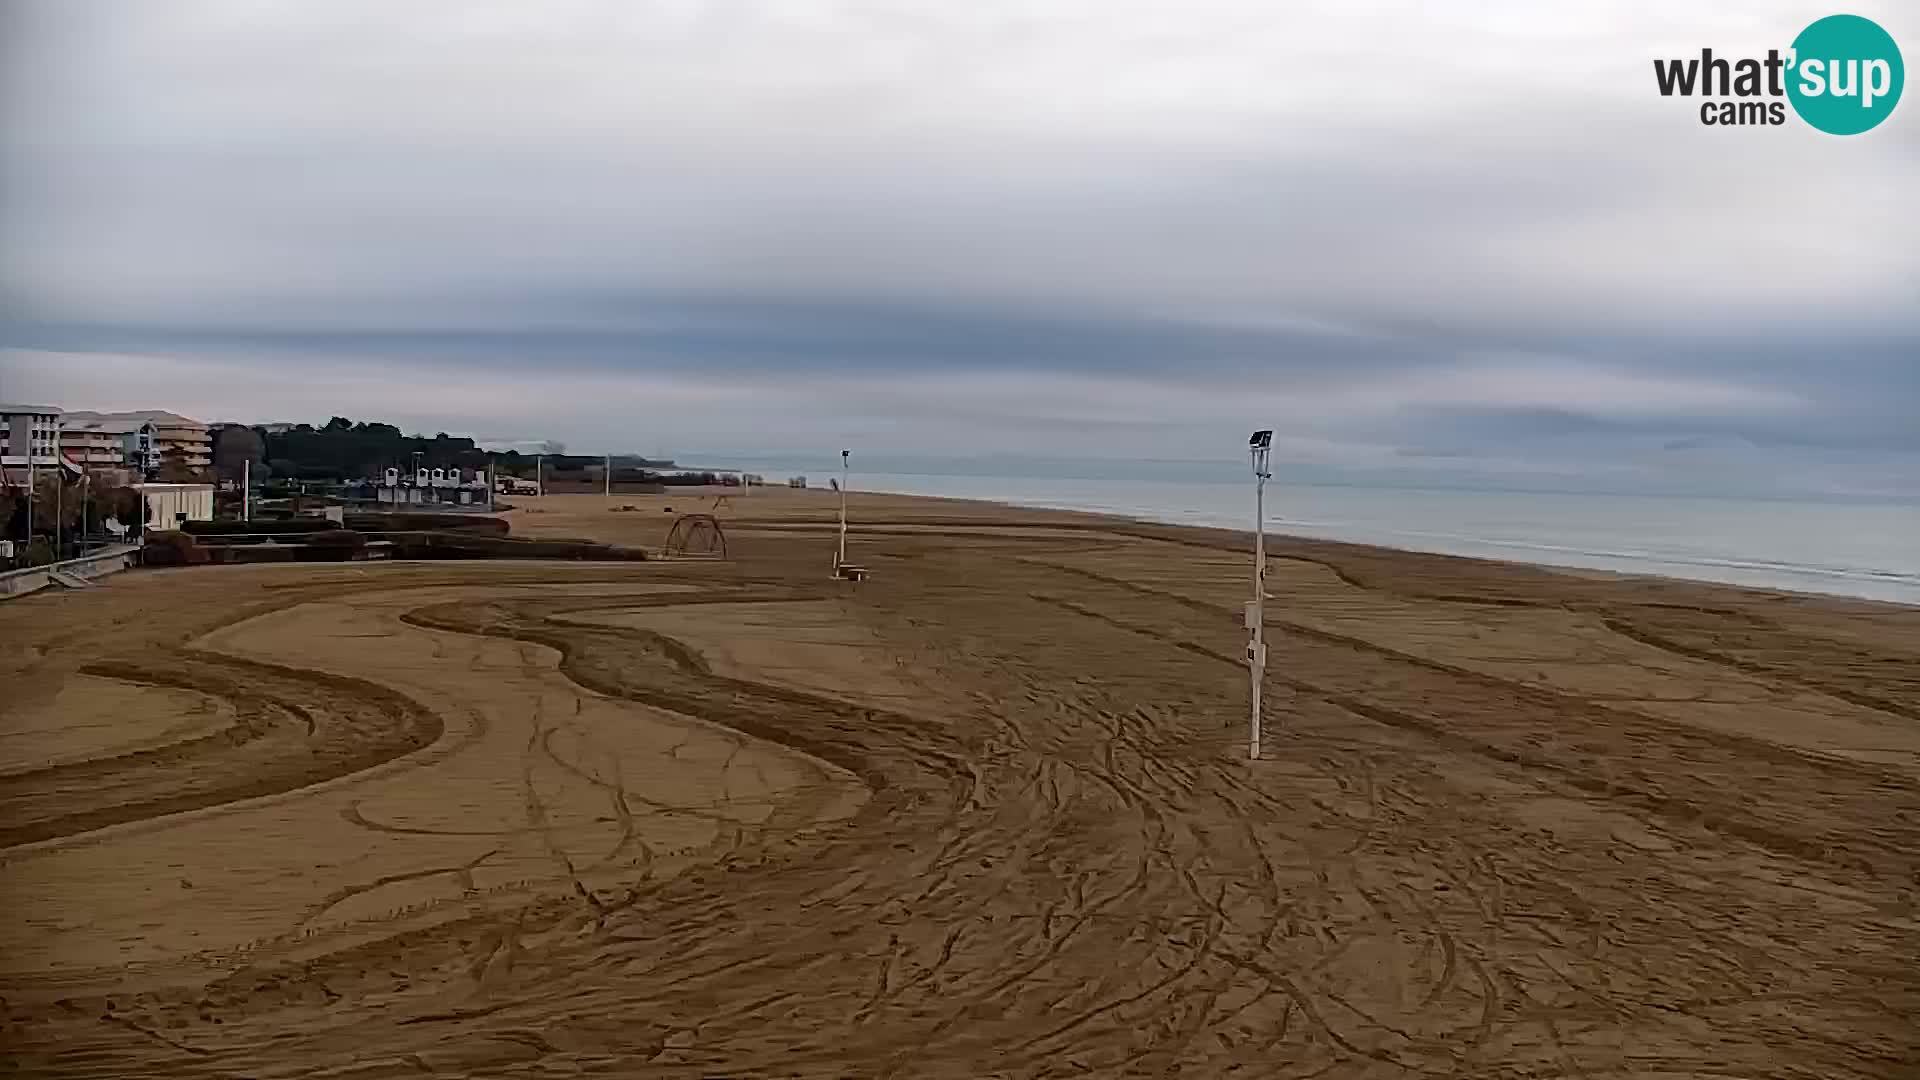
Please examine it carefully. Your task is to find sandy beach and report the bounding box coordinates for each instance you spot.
[2,488,1916,1077]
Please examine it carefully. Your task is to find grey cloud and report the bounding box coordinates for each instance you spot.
[1,0,1915,483]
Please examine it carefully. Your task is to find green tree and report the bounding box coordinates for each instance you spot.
[15,472,85,550]
[212,425,266,482]
[91,477,141,534]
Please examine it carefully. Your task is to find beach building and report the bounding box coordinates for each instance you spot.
[132,483,215,529]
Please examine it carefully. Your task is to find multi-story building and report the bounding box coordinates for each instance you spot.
[60,417,133,469]
[2,406,215,484]
[147,413,213,469]
[1,403,63,466]
[61,410,213,474]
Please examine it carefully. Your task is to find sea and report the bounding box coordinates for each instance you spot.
[689,455,1920,606]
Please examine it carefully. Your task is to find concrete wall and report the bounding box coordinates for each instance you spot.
[0,543,140,601]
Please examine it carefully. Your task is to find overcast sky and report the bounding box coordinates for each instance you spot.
[1,1,1914,492]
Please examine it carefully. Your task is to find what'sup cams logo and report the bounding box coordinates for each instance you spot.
[1654,14,1903,133]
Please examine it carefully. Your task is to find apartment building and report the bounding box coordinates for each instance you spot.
[61,410,214,472]
[0,403,63,465]
[59,416,134,468]
[148,413,213,468]
[1,406,215,483]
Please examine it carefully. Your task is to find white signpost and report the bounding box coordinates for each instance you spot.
[1247,429,1272,760]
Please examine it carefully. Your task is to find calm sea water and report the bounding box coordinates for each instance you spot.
[695,457,1920,605]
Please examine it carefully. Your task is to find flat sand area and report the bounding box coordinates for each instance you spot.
[2,489,1916,1077]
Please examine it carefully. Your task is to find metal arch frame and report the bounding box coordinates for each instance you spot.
[663,513,728,559]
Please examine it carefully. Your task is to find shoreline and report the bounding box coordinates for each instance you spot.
[648,484,1919,612]
[789,479,1920,608]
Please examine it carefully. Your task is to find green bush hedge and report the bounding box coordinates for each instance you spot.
[387,533,646,561]
[182,519,320,536]
[345,513,509,535]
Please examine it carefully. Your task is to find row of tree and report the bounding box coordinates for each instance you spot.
[2,472,144,563]
[210,419,496,483]
[212,417,658,484]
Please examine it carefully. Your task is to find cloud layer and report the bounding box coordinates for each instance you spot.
[2,1,1915,488]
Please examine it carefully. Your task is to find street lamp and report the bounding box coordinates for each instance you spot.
[836,449,850,572]
[1246,429,1273,760]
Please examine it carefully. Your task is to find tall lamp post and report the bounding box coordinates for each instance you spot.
[836,449,850,571]
[1246,429,1273,760]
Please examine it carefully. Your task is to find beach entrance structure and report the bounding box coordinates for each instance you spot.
[1247,429,1272,760]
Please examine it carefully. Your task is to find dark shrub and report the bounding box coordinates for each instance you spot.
[307,529,368,549]
[143,531,208,566]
